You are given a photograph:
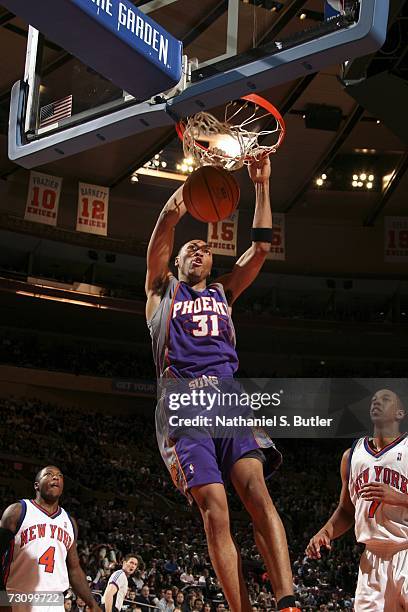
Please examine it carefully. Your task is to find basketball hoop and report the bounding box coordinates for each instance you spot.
[176,94,286,171]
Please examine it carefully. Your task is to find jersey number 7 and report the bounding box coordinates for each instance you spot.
[368,501,381,518]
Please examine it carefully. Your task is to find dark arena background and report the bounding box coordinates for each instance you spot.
[0,1,407,611]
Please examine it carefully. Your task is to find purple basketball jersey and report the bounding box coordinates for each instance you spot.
[148,276,283,501]
[167,280,238,378]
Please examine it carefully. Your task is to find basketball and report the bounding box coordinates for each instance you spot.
[182,166,240,223]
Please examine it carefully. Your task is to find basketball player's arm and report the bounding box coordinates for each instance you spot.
[0,502,21,541]
[306,449,355,559]
[215,158,272,305]
[66,518,100,611]
[0,503,21,611]
[145,185,187,318]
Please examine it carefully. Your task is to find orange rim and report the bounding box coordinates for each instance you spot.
[175,93,286,158]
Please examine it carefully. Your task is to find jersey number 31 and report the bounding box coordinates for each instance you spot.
[192,314,219,337]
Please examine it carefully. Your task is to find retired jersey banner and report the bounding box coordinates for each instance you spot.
[384,217,408,262]
[207,211,238,257]
[76,182,109,236]
[267,213,286,261]
[24,171,62,226]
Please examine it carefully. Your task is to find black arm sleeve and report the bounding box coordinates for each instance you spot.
[251,227,273,243]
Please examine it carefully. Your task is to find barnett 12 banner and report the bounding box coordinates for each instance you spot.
[267,213,286,261]
[76,182,109,236]
[384,216,408,262]
[24,171,62,226]
[207,211,239,257]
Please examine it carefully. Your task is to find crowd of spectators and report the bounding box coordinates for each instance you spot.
[0,396,360,610]
[0,328,406,378]
[2,263,406,327]
[238,295,405,326]
[0,331,155,379]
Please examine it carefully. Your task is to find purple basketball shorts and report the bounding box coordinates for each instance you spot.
[166,432,282,503]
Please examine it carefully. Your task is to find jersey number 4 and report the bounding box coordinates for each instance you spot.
[192,314,219,337]
[39,546,56,573]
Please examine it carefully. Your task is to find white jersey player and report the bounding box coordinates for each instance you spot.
[0,465,100,612]
[306,389,408,611]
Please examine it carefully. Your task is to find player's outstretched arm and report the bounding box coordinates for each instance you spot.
[66,518,101,611]
[145,185,187,319]
[306,449,355,559]
[216,157,272,305]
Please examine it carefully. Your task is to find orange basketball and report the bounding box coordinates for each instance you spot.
[182,166,240,223]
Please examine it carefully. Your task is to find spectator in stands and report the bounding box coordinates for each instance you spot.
[164,555,180,575]
[197,569,209,587]
[73,597,86,612]
[181,593,195,612]
[180,567,195,585]
[157,589,175,612]
[132,570,144,591]
[174,592,184,609]
[125,591,138,611]
[64,599,73,612]
[136,585,155,612]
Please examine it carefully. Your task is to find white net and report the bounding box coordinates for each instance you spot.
[181,99,284,171]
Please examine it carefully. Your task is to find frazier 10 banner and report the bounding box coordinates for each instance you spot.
[24,171,62,226]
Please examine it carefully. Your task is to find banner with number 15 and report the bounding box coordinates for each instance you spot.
[76,182,109,236]
[207,211,239,257]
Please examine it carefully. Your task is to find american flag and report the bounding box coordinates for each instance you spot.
[39,94,73,128]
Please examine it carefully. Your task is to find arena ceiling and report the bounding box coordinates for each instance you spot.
[0,0,407,228]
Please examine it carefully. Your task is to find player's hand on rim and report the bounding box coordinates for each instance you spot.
[248,155,271,183]
[305,528,332,559]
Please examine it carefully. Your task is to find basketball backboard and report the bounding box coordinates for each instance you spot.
[8,0,390,168]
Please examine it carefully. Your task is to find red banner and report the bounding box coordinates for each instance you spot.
[267,213,286,261]
[384,217,408,262]
[76,182,109,236]
[24,171,62,226]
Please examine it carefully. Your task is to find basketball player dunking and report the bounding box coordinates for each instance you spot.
[146,157,299,612]
[0,465,100,612]
[306,389,408,611]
